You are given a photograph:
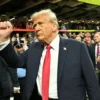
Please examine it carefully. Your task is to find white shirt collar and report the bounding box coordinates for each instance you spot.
[50,35,60,50]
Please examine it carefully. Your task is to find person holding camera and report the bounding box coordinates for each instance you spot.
[13,37,28,54]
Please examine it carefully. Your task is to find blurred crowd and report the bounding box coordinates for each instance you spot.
[1,14,100,100]
[0,14,100,30]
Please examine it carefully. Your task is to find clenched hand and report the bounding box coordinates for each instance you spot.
[0,21,13,43]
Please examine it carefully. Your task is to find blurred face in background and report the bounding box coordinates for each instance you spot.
[16,33,19,38]
[94,32,100,44]
[75,36,82,41]
[62,33,68,38]
[21,37,27,45]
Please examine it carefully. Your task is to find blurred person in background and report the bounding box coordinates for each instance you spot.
[75,35,82,41]
[27,33,34,45]
[33,36,39,43]
[62,33,68,39]
[89,31,100,85]
[13,36,28,100]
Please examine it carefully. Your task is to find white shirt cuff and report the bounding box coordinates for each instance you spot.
[13,86,20,91]
[0,39,10,51]
[10,97,14,100]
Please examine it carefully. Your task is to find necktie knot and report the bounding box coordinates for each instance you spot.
[46,44,52,50]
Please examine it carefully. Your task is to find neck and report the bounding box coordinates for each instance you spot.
[44,34,58,44]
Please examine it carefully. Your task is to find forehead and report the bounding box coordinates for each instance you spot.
[76,37,81,39]
[33,15,50,23]
[94,33,100,37]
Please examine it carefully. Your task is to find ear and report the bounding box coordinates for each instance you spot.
[52,23,57,32]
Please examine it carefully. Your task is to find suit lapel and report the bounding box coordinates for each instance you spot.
[28,42,44,82]
[57,37,68,87]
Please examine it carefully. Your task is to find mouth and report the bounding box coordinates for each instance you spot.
[36,30,41,33]
[36,34,40,37]
[36,31,42,36]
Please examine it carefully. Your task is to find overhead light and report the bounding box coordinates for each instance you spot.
[59,20,62,22]
[9,18,15,21]
[92,20,94,23]
[47,0,62,3]
[28,19,32,21]
[82,20,84,22]
[70,21,74,23]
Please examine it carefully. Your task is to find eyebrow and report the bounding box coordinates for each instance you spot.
[33,21,45,28]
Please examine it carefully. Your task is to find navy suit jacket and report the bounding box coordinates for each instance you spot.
[0,37,100,100]
[89,44,96,67]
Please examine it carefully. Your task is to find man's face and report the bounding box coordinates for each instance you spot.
[94,33,100,43]
[75,36,81,41]
[33,15,57,43]
[16,33,19,38]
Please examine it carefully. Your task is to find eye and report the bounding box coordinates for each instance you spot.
[33,24,36,28]
[33,22,45,28]
[38,22,44,26]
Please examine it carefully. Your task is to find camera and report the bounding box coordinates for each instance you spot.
[14,40,24,48]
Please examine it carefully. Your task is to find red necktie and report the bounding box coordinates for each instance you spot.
[97,45,99,57]
[42,44,51,100]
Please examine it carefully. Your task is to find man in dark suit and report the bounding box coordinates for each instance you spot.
[89,31,100,84]
[0,9,100,100]
[0,56,20,100]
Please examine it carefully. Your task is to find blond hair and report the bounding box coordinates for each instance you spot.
[31,9,59,29]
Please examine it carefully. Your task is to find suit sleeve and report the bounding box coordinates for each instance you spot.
[7,67,19,87]
[0,42,28,69]
[80,43,100,100]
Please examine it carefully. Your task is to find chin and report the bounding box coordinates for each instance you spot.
[38,38,45,42]
[37,36,43,41]
[37,38,41,41]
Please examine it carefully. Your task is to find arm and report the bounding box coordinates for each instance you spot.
[7,67,19,87]
[0,42,28,69]
[7,66,20,93]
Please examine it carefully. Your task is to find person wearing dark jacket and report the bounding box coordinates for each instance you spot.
[89,32,100,85]
[0,56,20,100]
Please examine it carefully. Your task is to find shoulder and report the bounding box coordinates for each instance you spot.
[0,56,8,66]
[28,41,44,49]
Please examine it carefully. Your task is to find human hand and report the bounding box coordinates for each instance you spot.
[0,21,13,43]
[96,56,100,62]
[13,87,20,93]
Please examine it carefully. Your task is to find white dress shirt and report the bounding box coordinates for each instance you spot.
[95,44,100,58]
[0,39,10,51]
[95,44,100,64]
[36,35,60,99]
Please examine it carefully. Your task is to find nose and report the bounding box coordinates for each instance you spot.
[34,24,41,30]
[34,25,41,33]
